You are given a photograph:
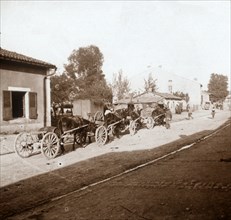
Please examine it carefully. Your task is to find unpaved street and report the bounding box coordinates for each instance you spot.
[6,120,231,220]
[0,110,230,187]
[0,110,230,219]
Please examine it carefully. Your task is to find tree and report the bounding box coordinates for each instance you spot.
[173,91,190,103]
[112,70,131,101]
[144,73,158,92]
[63,45,112,101]
[208,73,229,102]
[64,45,104,80]
[51,73,78,103]
[79,79,112,101]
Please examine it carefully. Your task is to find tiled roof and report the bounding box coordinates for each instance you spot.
[134,91,182,101]
[114,98,132,104]
[133,96,163,103]
[115,96,162,104]
[0,48,56,69]
[155,92,182,100]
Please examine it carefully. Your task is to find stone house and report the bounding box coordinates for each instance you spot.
[133,91,182,113]
[115,91,182,113]
[0,48,56,133]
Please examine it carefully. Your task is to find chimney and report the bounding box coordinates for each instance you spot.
[168,80,173,94]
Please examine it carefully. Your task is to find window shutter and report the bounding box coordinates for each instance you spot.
[29,92,37,119]
[3,91,13,120]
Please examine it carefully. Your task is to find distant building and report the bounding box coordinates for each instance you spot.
[133,67,203,110]
[0,48,56,133]
[115,91,182,113]
[134,91,182,113]
[223,94,231,110]
[201,90,211,109]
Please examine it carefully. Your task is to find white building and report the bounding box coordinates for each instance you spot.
[223,94,231,110]
[201,90,211,109]
[131,67,203,110]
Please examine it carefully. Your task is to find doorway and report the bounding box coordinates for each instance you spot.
[12,91,26,118]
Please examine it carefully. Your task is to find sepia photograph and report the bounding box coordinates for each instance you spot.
[0,0,230,219]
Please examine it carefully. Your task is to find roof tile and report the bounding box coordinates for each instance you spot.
[0,48,56,69]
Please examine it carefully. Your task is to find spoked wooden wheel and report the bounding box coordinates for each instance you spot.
[41,132,60,159]
[14,132,34,158]
[129,120,137,136]
[95,126,108,146]
[146,117,154,129]
[94,111,104,123]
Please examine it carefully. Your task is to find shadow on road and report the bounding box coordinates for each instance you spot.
[2,119,231,219]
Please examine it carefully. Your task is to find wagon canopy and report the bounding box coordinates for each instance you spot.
[72,99,105,119]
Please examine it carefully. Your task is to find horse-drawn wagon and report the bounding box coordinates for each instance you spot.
[94,102,142,146]
[14,102,100,159]
[139,103,172,129]
[121,100,172,134]
[94,116,125,146]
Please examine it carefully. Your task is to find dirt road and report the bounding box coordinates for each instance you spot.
[0,110,230,187]
[6,120,230,220]
[0,110,230,219]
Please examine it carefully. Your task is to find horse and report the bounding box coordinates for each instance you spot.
[104,105,141,137]
[57,116,96,154]
[151,104,172,126]
[126,104,142,130]
[114,104,140,121]
[151,104,166,125]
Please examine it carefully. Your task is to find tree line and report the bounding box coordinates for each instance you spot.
[51,45,229,104]
[51,45,158,104]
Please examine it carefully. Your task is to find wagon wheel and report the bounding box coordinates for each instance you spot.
[14,132,34,158]
[41,132,60,159]
[95,126,108,146]
[146,117,154,129]
[129,120,137,136]
[94,111,104,123]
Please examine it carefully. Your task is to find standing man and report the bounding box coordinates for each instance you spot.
[188,106,193,120]
[211,106,216,118]
[165,107,172,129]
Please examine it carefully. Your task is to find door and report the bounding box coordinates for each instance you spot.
[3,91,13,120]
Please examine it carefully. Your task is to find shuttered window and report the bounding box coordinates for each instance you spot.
[29,92,37,119]
[3,91,13,120]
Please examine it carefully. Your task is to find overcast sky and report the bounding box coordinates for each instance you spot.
[1,1,230,91]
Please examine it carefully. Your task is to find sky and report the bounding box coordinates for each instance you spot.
[1,0,230,92]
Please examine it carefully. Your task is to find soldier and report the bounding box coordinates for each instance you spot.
[211,106,216,118]
[165,106,172,129]
[188,106,193,119]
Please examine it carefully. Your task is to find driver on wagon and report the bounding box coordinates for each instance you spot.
[104,109,112,116]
